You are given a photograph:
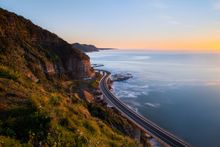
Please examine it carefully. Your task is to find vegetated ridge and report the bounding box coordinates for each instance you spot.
[72,43,114,52]
[0,8,141,146]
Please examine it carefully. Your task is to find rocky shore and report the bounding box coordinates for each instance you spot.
[111,72,133,82]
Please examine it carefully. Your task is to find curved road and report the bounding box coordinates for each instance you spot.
[99,70,191,147]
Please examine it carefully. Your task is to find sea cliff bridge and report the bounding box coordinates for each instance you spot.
[97,70,191,147]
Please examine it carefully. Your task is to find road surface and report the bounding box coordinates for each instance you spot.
[99,70,191,147]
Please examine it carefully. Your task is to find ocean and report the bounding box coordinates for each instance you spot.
[87,50,220,147]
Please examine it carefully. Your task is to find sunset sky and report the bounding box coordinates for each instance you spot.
[1,0,220,51]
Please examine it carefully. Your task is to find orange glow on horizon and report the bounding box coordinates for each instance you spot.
[70,39,220,52]
[66,30,220,52]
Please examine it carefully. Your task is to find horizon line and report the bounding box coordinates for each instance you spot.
[99,48,220,53]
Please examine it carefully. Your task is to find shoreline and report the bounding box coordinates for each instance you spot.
[97,69,191,147]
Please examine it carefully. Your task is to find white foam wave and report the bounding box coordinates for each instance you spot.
[113,81,149,99]
[132,56,151,60]
[128,101,141,107]
[145,102,160,108]
[204,80,220,86]
[127,84,149,89]
[115,90,138,98]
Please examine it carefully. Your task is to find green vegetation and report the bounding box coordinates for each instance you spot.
[0,69,137,146]
[0,8,138,146]
[0,136,23,146]
[0,65,20,81]
[88,103,134,136]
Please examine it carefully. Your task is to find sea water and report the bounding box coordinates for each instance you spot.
[87,50,220,147]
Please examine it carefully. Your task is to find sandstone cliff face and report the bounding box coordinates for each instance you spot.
[0,8,94,80]
[66,58,94,78]
[82,90,94,103]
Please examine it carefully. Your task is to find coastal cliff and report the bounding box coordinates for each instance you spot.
[72,43,100,52]
[72,43,114,52]
[0,8,94,81]
[0,8,138,146]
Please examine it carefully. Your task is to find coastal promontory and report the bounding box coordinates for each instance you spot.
[0,8,138,146]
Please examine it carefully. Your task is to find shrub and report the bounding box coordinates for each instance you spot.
[0,136,23,147]
[49,95,61,106]
[83,121,98,134]
[0,65,20,81]
[90,80,99,89]
[5,128,16,137]
[59,118,69,127]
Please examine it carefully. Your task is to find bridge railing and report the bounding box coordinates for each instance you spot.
[98,70,191,147]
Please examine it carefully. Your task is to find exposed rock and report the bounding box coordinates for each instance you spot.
[45,62,56,75]
[66,58,94,78]
[92,64,104,68]
[111,73,133,82]
[82,90,94,103]
[25,71,39,83]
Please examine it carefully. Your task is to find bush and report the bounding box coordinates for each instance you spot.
[83,121,98,134]
[49,95,61,106]
[90,80,99,89]
[59,118,69,127]
[1,106,50,143]
[0,136,23,147]
[5,128,16,137]
[0,65,20,81]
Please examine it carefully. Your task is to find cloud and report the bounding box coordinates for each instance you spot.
[151,0,168,9]
[213,1,220,11]
[160,15,181,25]
[168,20,181,25]
[183,24,195,29]
[160,15,174,20]
[152,2,167,9]
[214,20,220,24]
[152,1,182,26]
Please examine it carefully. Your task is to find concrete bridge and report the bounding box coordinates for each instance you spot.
[97,70,191,147]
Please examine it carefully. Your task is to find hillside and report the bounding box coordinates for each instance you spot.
[72,43,114,52]
[72,43,99,52]
[0,8,138,146]
[0,9,94,80]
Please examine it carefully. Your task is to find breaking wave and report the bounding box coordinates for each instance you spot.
[145,102,160,108]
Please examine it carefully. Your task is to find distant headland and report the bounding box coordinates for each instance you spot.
[72,43,116,52]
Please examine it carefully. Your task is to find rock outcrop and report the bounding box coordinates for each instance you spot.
[111,73,133,82]
[82,90,94,103]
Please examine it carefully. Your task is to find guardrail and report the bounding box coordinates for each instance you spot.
[97,69,191,147]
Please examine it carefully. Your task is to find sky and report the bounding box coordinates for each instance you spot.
[1,0,220,51]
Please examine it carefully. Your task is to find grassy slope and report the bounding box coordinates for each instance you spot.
[0,65,137,146]
[0,8,138,147]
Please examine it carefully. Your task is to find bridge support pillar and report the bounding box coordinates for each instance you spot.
[134,126,141,145]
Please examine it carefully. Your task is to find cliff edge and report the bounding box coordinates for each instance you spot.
[0,8,138,146]
[0,8,94,81]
